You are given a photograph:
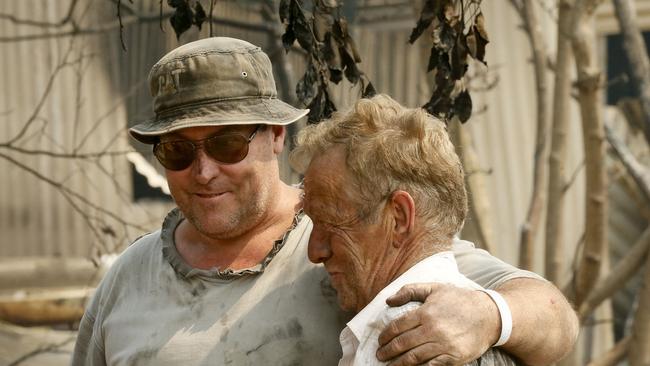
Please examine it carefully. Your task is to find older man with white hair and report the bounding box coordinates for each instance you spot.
[292,95,524,365]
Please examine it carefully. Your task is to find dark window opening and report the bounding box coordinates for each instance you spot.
[606,31,650,105]
[131,165,172,202]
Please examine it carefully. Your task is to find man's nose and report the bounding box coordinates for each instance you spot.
[191,148,221,184]
[307,228,332,264]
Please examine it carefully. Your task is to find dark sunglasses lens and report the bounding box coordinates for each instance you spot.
[204,135,249,164]
[154,141,195,170]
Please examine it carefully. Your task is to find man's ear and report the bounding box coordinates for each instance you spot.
[389,190,416,248]
[270,125,286,155]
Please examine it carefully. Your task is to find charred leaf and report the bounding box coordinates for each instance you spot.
[279,0,291,24]
[193,2,206,30]
[472,13,489,65]
[362,80,376,98]
[409,0,438,44]
[453,89,472,123]
[340,46,360,84]
[282,25,296,51]
[296,62,318,103]
[329,68,343,84]
[291,1,313,53]
[168,0,193,40]
[427,46,441,72]
[451,32,468,80]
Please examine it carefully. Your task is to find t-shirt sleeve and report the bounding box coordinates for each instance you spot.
[453,238,545,289]
[71,301,107,366]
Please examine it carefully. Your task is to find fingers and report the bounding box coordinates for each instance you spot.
[381,342,458,366]
[378,312,422,351]
[383,343,440,366]
[420,355,459,366]
[386,283,447,307]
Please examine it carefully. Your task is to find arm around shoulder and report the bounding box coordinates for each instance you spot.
[376,242,578,365]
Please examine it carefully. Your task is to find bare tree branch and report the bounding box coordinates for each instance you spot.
[0,7,273,43]
[1,47,78,145]
[454,124,495,252]
[586,335,631,366]
[209,0,215,37]
[7,336,76,366]
[571,0,608,307]
[0,146,132,158]
[605,120,650,205]
[563,159,585,193]
[578,226,650,322]
[512,0,551,270]
[545,0,574,285]
[74,75,148,152]
[117,0,127,51]
[0,151,149,234]
[508,0,524,19]
[0,0,79,28]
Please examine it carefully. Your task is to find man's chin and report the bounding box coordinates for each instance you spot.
[335,292,357,313]
[337,300,355,312]
[187,215,239,239]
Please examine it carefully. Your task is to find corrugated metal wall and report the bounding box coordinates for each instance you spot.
[0,0,174,258]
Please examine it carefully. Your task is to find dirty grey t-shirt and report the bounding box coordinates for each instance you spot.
[72,209,541,366]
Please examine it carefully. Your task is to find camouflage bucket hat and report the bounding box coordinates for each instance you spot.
[129,37,308,144]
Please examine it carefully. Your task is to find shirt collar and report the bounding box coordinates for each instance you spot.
[346,251,460,340]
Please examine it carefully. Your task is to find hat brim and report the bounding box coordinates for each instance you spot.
[129,97,308,144]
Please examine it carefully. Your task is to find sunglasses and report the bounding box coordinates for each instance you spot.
[153,125,261,171]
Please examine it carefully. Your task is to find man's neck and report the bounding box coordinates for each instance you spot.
[174,184,302,271]
[362,233,452,310]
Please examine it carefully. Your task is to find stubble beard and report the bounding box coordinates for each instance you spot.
[334,273,363,313]
[181,180,273,240]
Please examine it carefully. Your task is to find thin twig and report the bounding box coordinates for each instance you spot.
[0,146,133,158]
[578,226,650,322]
[0,151,149,233]
[159,0,164,31]
[209,0,215,37]
[117,0,127,51]
[0,12,272,43]
[74,76,147,152]
[586,336,631,366]
[605,120,650,204]
[2,47,78,145]
[7,336,76,366]
[60,188,109,252]
[0,0,79,28]
[563,159,585,193]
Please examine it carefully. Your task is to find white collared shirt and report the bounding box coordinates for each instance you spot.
[338,252,483,366]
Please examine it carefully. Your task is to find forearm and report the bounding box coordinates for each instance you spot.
[496,278,579,365]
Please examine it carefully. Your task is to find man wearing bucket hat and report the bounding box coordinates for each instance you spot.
[72,37,578,365]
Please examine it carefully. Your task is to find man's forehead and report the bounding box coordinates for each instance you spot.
[303,150,346,192]
[303,148,355,213]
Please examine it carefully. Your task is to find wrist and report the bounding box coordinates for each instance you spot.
[479,289,513,347]
[478,289,501,347]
